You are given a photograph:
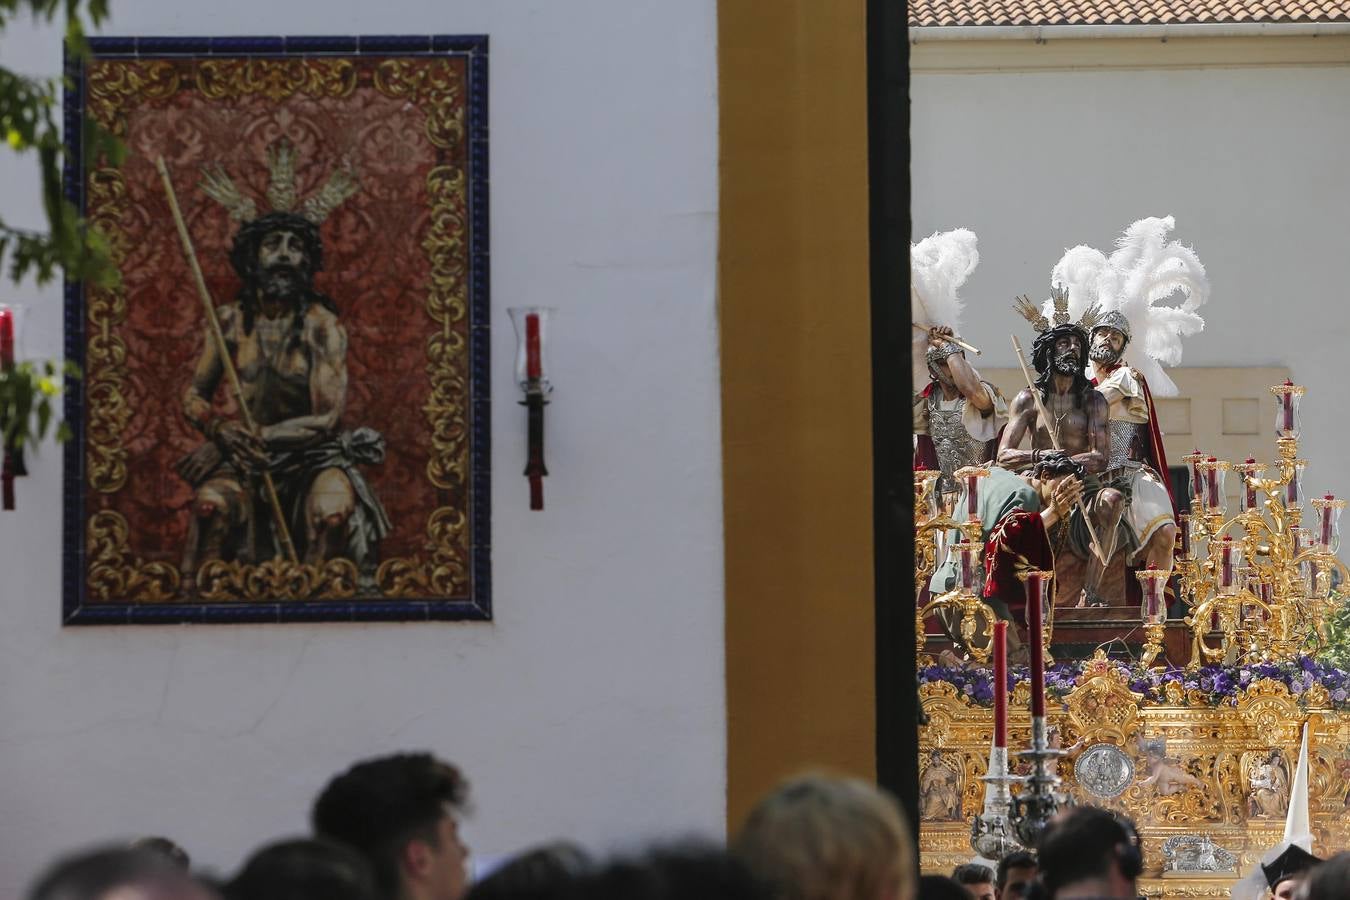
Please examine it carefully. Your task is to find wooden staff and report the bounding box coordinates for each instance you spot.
[156,156,299,564]
[912,323,980,355]
[1011,334,1108,565]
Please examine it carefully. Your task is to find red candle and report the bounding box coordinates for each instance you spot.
[1143,564,1162,620]
[1206,457,1219,508]
[1189,450,1203,499]
[1178,514,1190,557]
[1220,539,1234,589]
[1026,571,1046,718]
[1244,458,1257,511]
[993,621,1007,748]
[525,313,541,380]
[0,307,13,369]
[1321,494,1336,546]
[966,473,979,521]
[1288,467,1300,507]
[1282,380,1295,433]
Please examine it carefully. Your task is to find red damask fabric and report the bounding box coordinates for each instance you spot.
[85,57,469,581]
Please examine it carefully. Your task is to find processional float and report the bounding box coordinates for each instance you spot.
[912,218,1349,879]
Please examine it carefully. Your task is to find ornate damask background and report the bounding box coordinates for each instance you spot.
[68,43,487,617]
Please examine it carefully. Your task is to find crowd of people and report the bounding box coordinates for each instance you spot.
[25,753,1350,900]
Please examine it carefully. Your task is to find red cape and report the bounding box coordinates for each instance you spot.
[983,508,1054,619]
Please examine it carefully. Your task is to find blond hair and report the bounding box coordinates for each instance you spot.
[734,773,916,900]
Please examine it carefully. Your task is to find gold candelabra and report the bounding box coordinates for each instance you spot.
[911,383,1348,670]
[1175,383,1349,669]
[915,467,1000,663]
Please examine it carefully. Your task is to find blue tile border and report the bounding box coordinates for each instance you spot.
[65,36,491,626]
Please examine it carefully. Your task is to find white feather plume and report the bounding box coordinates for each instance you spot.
[911,228,979,387]
[1048,216,1209,397]
[1047,244,1113,323]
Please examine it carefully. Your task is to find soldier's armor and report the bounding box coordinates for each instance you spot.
[927,392,987,481]
[1107,419,1146,470]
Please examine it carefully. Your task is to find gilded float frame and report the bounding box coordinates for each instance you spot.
[62,36,490,624]
[918,653,1350,897]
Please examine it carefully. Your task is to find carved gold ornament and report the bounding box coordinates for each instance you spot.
[919,652,1347,896]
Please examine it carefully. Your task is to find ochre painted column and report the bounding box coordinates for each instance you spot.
[719,0,875,831]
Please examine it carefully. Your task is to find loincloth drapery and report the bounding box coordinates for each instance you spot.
[176,426,392,577]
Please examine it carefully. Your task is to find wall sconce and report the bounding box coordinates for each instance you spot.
[508,307,553,510]
[0,304,25,511]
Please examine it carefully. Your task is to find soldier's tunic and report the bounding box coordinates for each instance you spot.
[1097,365,1175,557]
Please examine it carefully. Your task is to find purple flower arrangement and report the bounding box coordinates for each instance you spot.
[918,655,1350,709]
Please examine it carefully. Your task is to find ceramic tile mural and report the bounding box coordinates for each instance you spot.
[64,37,490,623]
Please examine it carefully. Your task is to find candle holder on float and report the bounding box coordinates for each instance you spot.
[914,469,943,597]
[1010,569,1064,849]
[917,537,999,664]
[970,620,1024,861]
[1137,565,1169,668]
[1174,383,1350,669]
[970,763,1024,860]
[1302,494,1345,642]
[915,467,990,661]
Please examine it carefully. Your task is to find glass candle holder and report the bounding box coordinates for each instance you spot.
[956,540,981,592]
[1197,458,1231,514]
[1240,570,1270,622]
[1214,536,1244,593]
[1272,381,1305,441]
[1182,449,1207,507]
[1307,560,1328,600]
[0,304,25,367]
[1137,565,1169,625]
[1311,494,1346,551]
[1236,458,1266,514]
[914,469,940,523]
[1282,459,1307,509]
[954,466,988,524]
[508,307,555,392]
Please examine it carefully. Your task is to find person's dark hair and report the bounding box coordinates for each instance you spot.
[1299,850,1350,900]
[1030,324,1092,407]
[564,844,767,900]
[919,874,974,900]
[230,211,325,283]
[130,836,192,871]
[996,851,1037,889]
[312,752,470,900]
[1030,455,1085,481]
[224,838,376,900]
[952,863,995,886]
[1036,807,1141,898]
[29,846,200,900]
[465,842,591,900]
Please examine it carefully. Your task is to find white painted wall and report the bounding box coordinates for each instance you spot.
[912,51,1350,470]
[0,0,723,893]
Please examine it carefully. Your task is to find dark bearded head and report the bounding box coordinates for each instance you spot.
[1031,323,1092,404]
[232,211,324,290]
[229,211,328,333]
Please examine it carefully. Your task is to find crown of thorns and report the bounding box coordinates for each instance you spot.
[1013,286,1101,333]
[198,138,359,225]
